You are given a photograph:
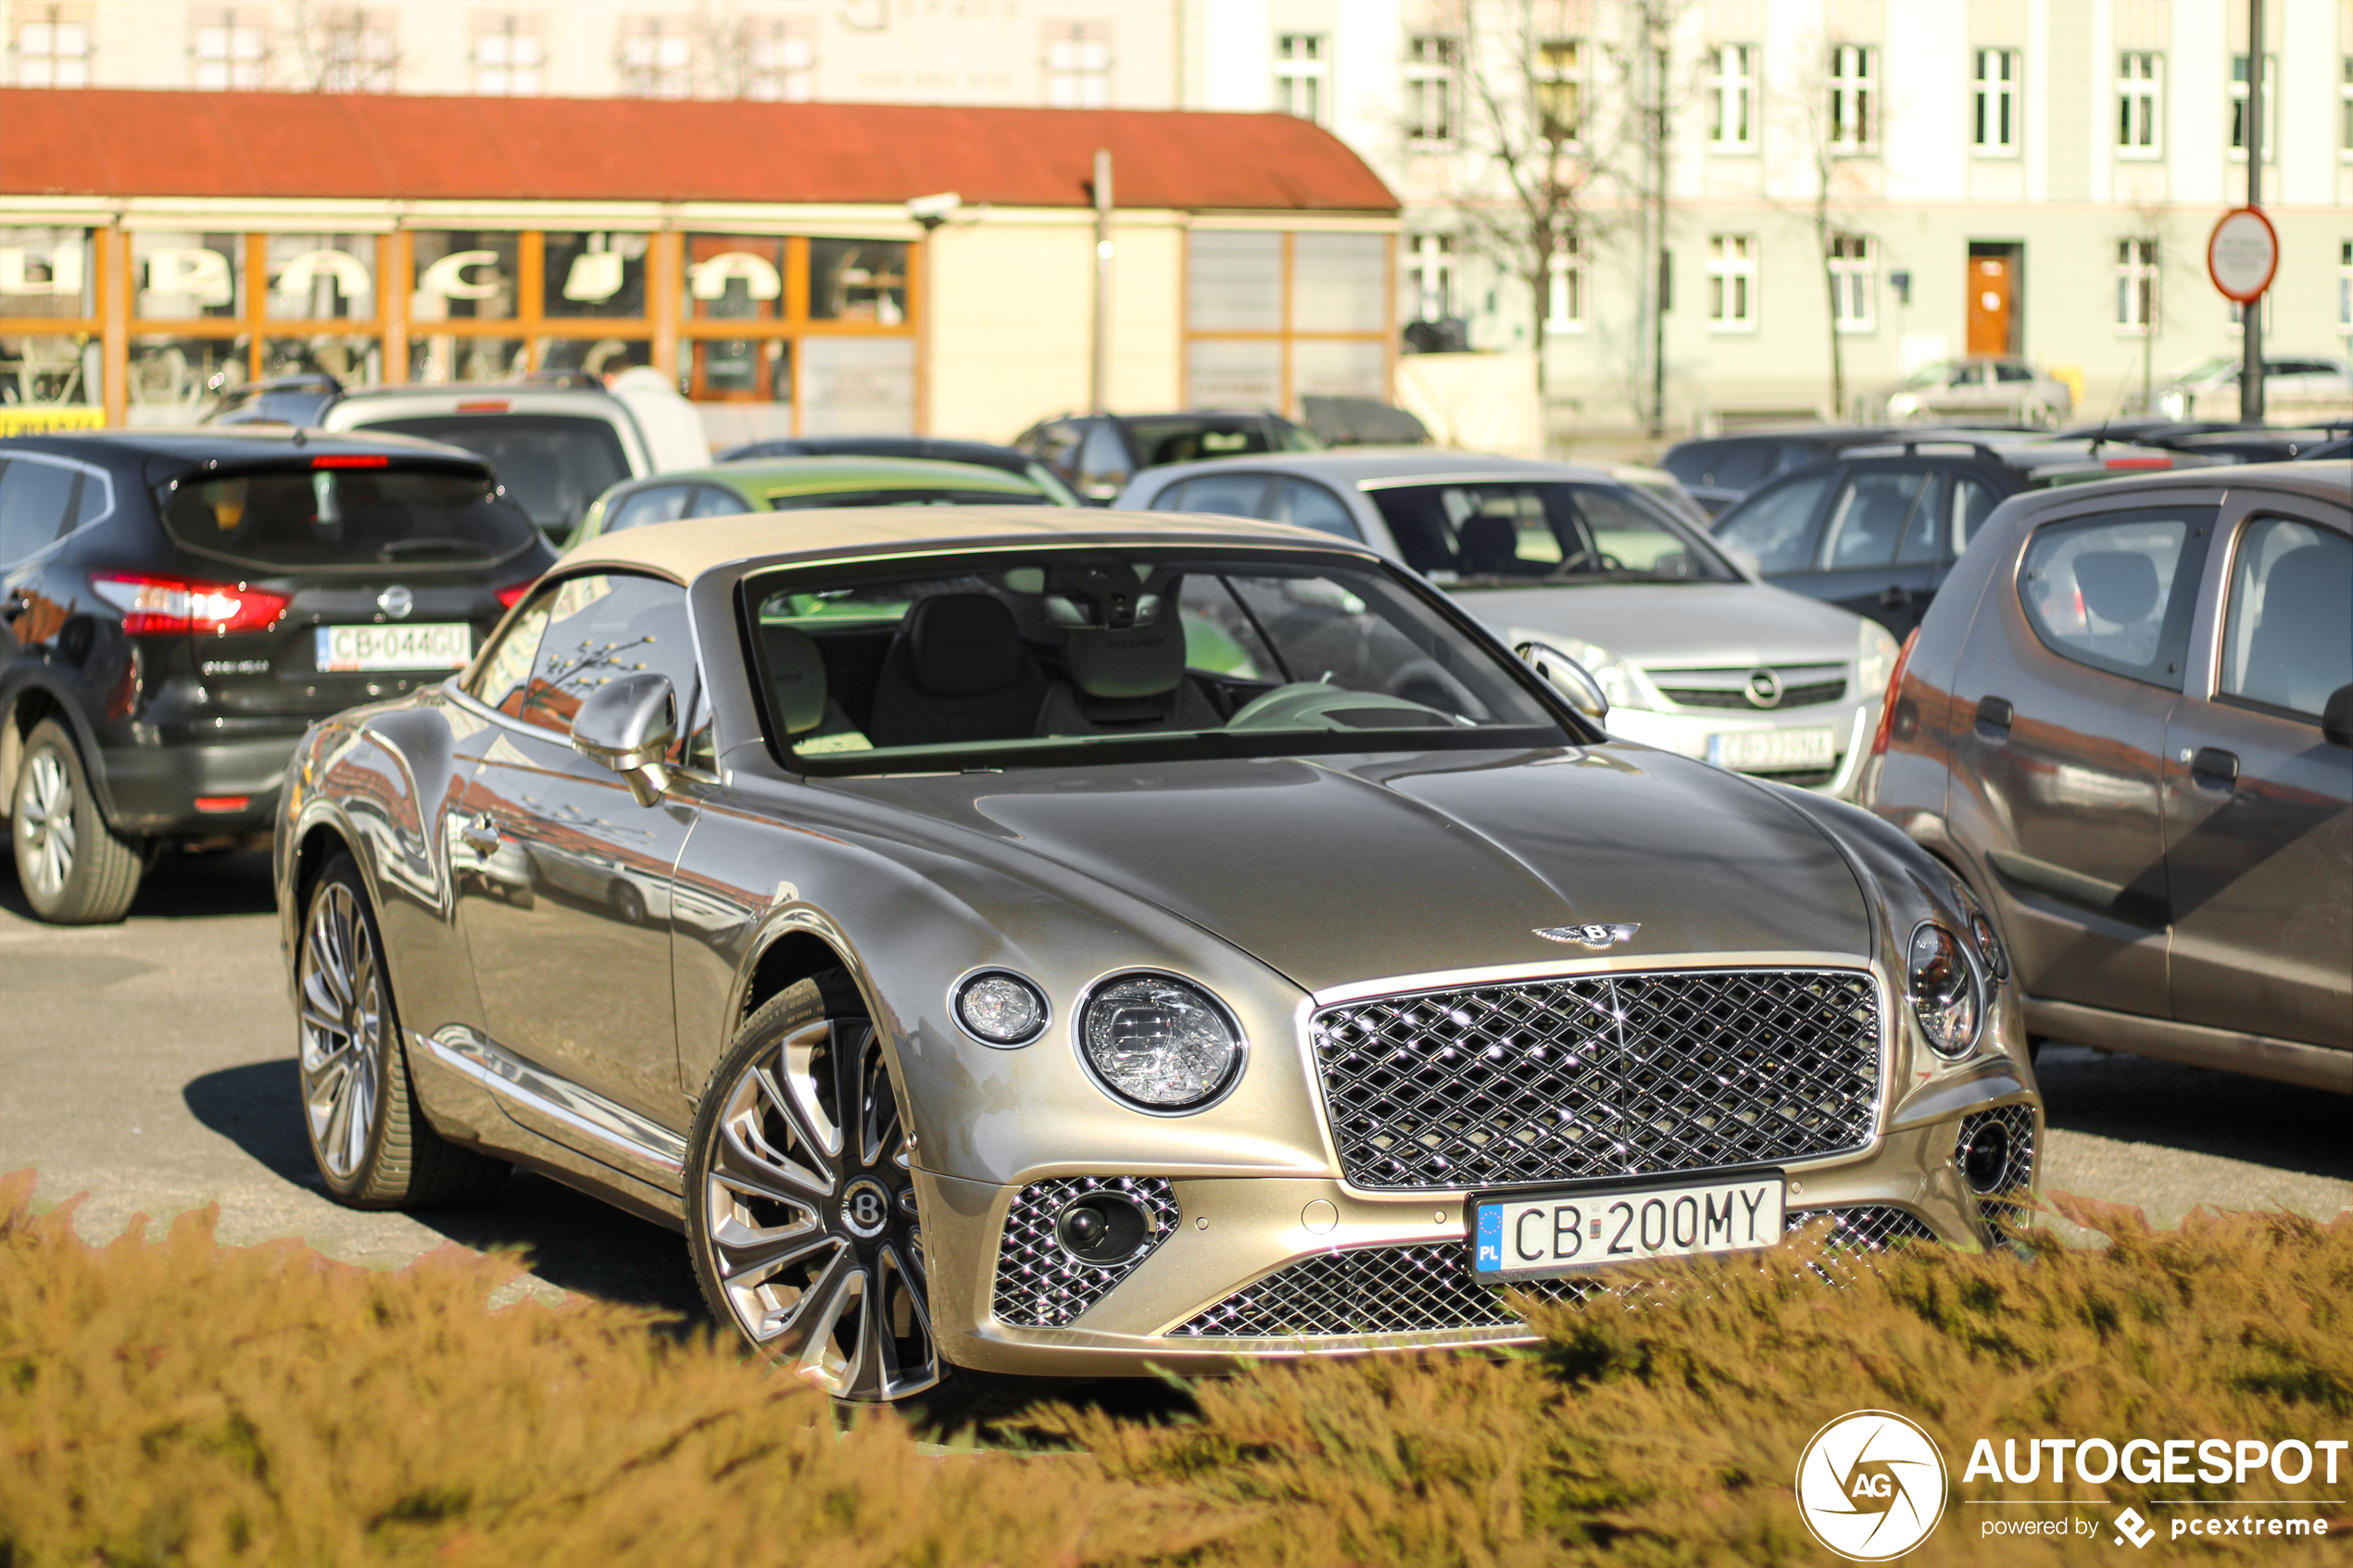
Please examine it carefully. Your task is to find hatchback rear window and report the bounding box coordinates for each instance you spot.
[362,414,631,534]
[158,464,539,571]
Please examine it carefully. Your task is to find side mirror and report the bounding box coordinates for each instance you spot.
[2323,684,2353,749]
[1515,640,1609,723]
[572,671,676,805]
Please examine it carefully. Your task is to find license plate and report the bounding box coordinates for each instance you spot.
[1470,1173,1786,1282]
[1713,727,1836,771]
[315,622,472,672]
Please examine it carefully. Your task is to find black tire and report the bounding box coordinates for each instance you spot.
[686,972,1025,1422]
[297,854,509,1209]
[10,718,144,924]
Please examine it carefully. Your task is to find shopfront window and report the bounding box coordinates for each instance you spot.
[133,232,242,320]
[541,232,648,319]
[409,232,520,321]
[1185,228,1392,416]
[265,234,375,321]
[127,333,250,416]
[0,227,99,416]
[809,238,907,323]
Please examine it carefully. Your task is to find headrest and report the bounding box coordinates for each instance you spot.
[2073,550,2160,627]
[1064,614,1187,699]
[903,593,1026,696]
[758,623,828,735]
[1457,514,1519,574]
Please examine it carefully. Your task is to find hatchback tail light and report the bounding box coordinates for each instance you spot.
[1868,627,1920,759]
[495,580,535,609]
[90,571,292,635]
[2104,456,2171,470]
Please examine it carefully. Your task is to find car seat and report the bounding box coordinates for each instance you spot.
[863,593,1049,748]
[757,621,867,753]
[1455,513,1523,575]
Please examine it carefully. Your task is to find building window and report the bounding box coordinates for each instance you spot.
[1829,44,1875,151]
[472,19,540,95]
[1545,232,1585,332]
[1045,21,1110,108]
[1406,35,1457,145]
[1830,234,1874,332]
[2116,239,2158,334]
[317,9,395,93]
[1275,33,1326,123]
[620,20,692,98]
[2339,241,2351,335]
[739,22,812,100]
[2118,51,2162,157]
[1534,40,1582,145]
[1973,48,2019,155]
[1407,232,1454,321]
[15,7,90,86]
[1186,230,1389,416]
[194,13,268,89]
[2230,54,2277,160]
[1708,44,1756,150]
[2341,56,2351,157]
[1707,234,1757,331]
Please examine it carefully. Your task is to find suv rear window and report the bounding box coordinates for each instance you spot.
[362,414,632,535]
[159,463,539,571]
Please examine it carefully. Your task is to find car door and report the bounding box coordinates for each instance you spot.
[1806,463,1946,635]
[452,571,703,1129]
[2160,502,2352,1049]
[1946,496,2218,1016]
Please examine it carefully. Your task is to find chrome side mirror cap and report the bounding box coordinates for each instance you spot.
[1515,640,1609,723]
[571,671,677,806]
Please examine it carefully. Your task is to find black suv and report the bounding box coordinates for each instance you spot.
[1705,436,2221,636]
[1013,410,1322,503]
[1,429,554,922]
[1656,426,1896,516]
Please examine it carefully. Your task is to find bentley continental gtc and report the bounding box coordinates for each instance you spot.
[276,506,2039,1407]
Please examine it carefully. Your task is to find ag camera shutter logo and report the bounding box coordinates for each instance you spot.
[1795,1411,1948,1561]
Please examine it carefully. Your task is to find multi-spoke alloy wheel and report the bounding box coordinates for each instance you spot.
[689,978,938,1403]
[300,877,384,1184]
[16,747,74,900]
[9,720,144,924]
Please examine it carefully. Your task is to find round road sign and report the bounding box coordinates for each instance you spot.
[2208,207,2279,303]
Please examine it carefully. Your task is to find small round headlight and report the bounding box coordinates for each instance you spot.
[1907,923,1982,1058]
[1078,973,1243,1110]
[1968,909,2009,982]
[954,972,1049,1046]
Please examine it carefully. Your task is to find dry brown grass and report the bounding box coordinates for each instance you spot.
[6,1169,2350,1567]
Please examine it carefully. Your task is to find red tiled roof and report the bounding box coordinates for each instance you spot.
[0,89,1397,212]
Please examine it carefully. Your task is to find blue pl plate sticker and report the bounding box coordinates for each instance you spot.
[1475,1202,1503,1272]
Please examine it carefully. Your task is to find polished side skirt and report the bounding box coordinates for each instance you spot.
[416,1026,693,1180]
[2023,997,2353,1094]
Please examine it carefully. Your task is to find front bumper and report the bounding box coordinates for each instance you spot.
[919,1096,2036,1379]
[1604,701,1878,798]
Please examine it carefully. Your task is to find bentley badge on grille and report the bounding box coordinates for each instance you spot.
[1533,922,1639,947]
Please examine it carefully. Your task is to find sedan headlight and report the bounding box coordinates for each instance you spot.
[1509,629,1640,710]
[1907,923,1982,1057]
[1856,619,1903,704]
[1078,973,1244,1110]
[954,971,1050,1046]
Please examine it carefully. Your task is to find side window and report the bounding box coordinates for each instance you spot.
[1894,473,1948,564]
[1031,420,1085,470]
[689,484,749,518]
[0,458,81,568]
[503,574,703,755]
[1993,361,2033,383]
[2217,518,2351,720]
[604,483,694,535]
[467,586,556,713]
[1707,444,1771,489]
[1714,471,1833,575]
[1164,472,1275,520]
[1822,468,1931,570]
[1271,478,1364,540]
[1074,420,1131,495]
[1951,476,2000,554]
[2018,507,2214,688]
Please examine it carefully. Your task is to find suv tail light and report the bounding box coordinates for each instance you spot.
[1869,627,1920,758]
[495,580,535,609]
[90,571,292,635]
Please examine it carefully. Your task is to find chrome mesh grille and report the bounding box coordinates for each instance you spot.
[1957,1104,2038,1236]
[1311,970,1881,1191]
[1172,1205,1935,1338]
[991,1176,1179,1329]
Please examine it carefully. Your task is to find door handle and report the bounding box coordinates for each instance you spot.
[1877,584,1914,610]
[459,813,503,853]
[2188,746,2240,792]
[1974,696,2013,739]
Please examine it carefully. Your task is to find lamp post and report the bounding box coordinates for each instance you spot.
[1091,148,1114,417]
[2240,0,2264,423]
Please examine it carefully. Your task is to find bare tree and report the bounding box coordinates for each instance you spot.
[2116,199,2173,417]
[1772,34,1881,421]
[286,2,400,94]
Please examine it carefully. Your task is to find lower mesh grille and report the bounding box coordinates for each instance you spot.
[1957,1103,2038,1236]
[992,1177,1179,1329]
[1171,1205,1937,1338]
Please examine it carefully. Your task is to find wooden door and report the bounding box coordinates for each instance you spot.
[1967,254,2013,356]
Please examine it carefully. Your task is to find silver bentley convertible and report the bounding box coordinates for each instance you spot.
[275,506,2040,1407]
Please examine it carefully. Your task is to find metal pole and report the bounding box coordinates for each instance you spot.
[1650,31,1667,439]
[2240,0,2264,423]
[1091,147,1114,416]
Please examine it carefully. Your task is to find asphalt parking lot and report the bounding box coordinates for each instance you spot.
[3,847,2347,1327]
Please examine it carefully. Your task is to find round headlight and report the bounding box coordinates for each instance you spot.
[1078,973,1243,1110]
[1968,909,2009,983]
[954,972,1049,1046]
[1907,923,1982,1058]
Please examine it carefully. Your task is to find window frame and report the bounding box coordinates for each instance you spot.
[1829,233,1875,334]
[1972,47,2020,157]
[1706,233,1758,332]
[2211,511,2353,725]
[1533,38,1583,148]
[1275,32,1327,124]
[2115,238,2159,335]
[1406,34,1459,147]
[2118,51,2163,158]
[2229,53,2278,162]
[1707,43,1758,152]
[2014,505,2217,693]
[1829,44,1877,153]
[1545,230,1586,333]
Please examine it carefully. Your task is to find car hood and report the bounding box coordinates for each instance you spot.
[824,745,1872,994]
[1450,583,1860,666]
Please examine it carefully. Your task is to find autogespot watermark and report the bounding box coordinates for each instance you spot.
[1796,1413,2347,1558]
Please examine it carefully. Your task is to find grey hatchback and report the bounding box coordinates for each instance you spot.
[1861,462,2351,1092]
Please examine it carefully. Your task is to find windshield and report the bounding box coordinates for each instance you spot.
[743,547,1568,774]
[157,463,540,571]
[1121,417,1323,468]
[767,486,1050,510]
[1365,481,1738,584]
[364,414,632,535]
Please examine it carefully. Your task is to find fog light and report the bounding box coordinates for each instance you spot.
[1054,1192,1151,1265]
[954,971,1049,1046]
[1960,1121,2012,1194]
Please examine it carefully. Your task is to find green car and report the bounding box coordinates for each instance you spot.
[566,456,1068,550]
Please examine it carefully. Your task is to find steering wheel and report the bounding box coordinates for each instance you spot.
[1226,683,1455,732]
[1381,658,1481,717]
